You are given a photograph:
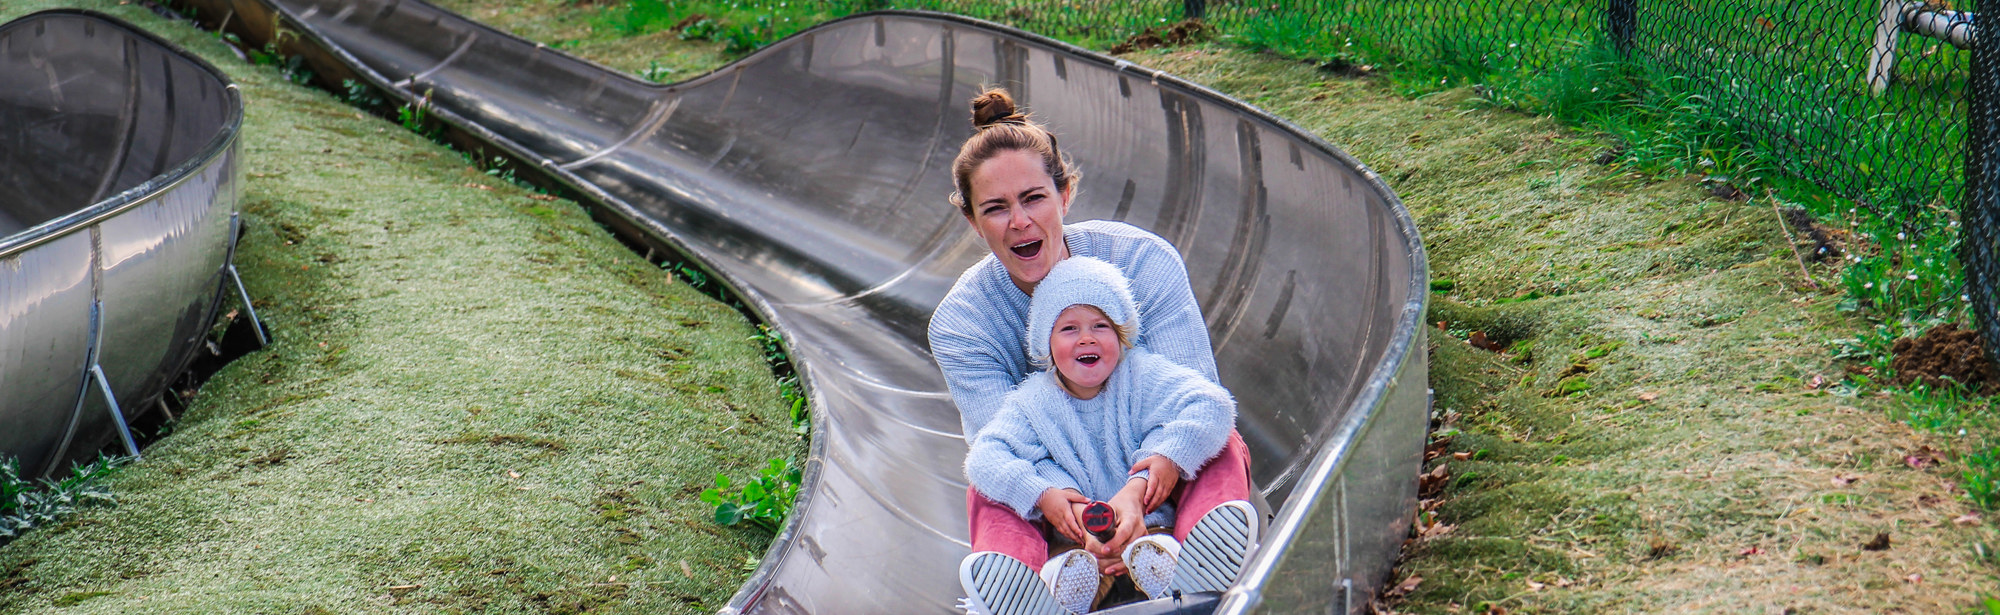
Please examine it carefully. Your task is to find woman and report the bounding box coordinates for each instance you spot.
[930,89,1256,614]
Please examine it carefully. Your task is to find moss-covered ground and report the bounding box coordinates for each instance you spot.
[0,2,795,613]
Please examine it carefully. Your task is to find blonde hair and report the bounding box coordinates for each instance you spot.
[947,88,1079,218]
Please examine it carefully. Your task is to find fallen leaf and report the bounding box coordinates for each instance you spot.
[1468,331,1504,352]
[387,584,422,591]
[1954,513,1982,527]
[1554,577,1573,588]
[1452,451,1473,461]
[507,470,521,479]
[679,560,694,578]
[1739,546,1764,556]
[1832,474,1860,486]
[1907,447,1942,469]
[1419,464,1450,497]
[1638,392,1659,402]
[1420,522,1457,540]
[1525,580,1545,592]
[1918,494,1944,507]
[1861,532,1891,551]
[1905,573,1922,584]
[1483,604,1509,615]
[1393,575,1422,596]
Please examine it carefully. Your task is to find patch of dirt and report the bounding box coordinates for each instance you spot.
[1780,206,1847,263]
[1891,323,2000,394]
[1108,19,1213,54]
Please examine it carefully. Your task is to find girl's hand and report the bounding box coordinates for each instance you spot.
[1094,478,1149,561]
[1037,488,1091,544]
[1129,455,1180,511]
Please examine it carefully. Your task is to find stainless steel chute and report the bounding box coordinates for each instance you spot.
[0,10,246,479]
[175,1,1430,612]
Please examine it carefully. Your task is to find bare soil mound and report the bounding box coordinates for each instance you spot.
[1892,323,2000,394]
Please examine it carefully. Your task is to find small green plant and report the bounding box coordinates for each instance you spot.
[398,88,435,137]
[750,324,786,365]
[640,60,678,82]
[1,454,128,545]
[679,17,721,41]
[342,79,384,107]
[1965,447,2000,510]
[700,457,801,532]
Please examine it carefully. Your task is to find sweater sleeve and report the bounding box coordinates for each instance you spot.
[1123,233,1221,385]
[931,320,1017,437]
[1129,353,1236,480]
[964,387,1070,521]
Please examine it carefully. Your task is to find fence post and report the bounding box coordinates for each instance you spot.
[1608,0,1637,55]
[1184,0,1205,20]
[1967,15,2000,368]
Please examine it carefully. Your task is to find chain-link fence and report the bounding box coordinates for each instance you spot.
[790,0,1990,363]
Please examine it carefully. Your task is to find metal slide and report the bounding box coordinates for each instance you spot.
[0,10,247,479]
[178,0,1430,612]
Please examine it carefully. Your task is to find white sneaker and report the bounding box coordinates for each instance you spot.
[959,551,1068,615]
[1121,533,1180,600]
[1039,549,1100,614]
[1171,500,1258,594]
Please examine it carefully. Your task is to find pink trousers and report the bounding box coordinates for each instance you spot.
[967,430,1253,572]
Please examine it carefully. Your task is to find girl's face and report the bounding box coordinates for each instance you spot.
[1049,305,1121,399]
[966,149,1071,295]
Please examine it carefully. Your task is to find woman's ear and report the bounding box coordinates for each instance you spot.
[1058,183,1075,218]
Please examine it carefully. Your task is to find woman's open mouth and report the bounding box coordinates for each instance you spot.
[1075,353,1100,366]
[1010,239,1043,259]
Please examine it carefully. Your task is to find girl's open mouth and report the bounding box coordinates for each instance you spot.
[1075,353,1099,365]
[1010,239,1042,258]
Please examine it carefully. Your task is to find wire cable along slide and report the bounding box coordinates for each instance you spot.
[178,0,1431,611]
[0,10,259,480]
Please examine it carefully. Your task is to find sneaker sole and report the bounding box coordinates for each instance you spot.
[1041,550,1099,614]
[1125,539,1177,600]
[961,552,1067,615]
[1172,501,1256,594]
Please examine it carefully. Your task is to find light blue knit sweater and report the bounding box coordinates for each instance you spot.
[965,349,1235,525]
[929,220,1221,439]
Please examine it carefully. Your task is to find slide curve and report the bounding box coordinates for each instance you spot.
[175,1,1430,612]
[0,9,244,479]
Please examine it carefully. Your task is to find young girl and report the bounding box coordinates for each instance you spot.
[959,257,1256,615]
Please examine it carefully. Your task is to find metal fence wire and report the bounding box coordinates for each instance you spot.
[808,0,1997,364]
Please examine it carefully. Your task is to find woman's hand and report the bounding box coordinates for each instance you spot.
[1092,477,1150,566]
[1037,488,1091,544]
[1129,455,1181,511]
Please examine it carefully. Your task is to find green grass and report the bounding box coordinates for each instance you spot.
[0,2,795,612]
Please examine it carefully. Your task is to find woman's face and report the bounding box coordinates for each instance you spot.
[966,149,1071,294]
[1049,305,1120,399]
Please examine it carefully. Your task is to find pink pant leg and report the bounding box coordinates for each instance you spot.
[1170,429,1253,544]
[968,486,1051,572]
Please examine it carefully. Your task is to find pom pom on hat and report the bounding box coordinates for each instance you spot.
[1027,257,1139,366]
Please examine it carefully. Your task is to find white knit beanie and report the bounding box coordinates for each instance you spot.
[1027,257,1140,367]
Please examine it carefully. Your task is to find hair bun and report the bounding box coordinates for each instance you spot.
[970,89,1026,128]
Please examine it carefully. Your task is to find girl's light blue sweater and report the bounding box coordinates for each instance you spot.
[929,220,1220,439]
[964,349,1235,526]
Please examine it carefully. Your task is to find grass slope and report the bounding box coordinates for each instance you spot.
[0,2,793,613]
[1126,48,2000,612]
